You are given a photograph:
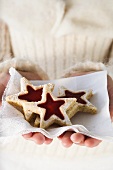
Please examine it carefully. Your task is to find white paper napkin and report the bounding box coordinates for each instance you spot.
[0,67,113,142]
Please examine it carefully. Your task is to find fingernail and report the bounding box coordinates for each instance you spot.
[70,135,81,143]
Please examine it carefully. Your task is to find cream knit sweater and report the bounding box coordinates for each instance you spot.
[0,0,113,80]
[0,0,113,169]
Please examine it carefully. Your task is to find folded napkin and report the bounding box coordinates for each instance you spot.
[0,67,113,143]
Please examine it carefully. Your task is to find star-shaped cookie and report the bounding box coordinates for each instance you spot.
[58,86,97,118]
[6,77,54,126]
[36,89,77,129]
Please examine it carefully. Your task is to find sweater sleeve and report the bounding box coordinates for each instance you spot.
[61,61,113,79]
[0,20,49,80]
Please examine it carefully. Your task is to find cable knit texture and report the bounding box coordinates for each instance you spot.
[0,0,113,168]
[1,29,113,79]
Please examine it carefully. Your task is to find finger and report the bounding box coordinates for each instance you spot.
[70,133,86,145]
[107,75,113,118]
[31,132,46,144]
[22,132,33,139]
[44,137,53,145]
[0,73,10,106]
[23,132,46,144]
[57,133,65,140]
[110,105,113,121]
[84,138,102,148]
[61,132,73,148]
[0,72,10,86]
[0,84,6,100]
[0,84,7,107]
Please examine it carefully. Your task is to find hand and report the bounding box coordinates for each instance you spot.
[0,71,53,145]
[58,71,113,148]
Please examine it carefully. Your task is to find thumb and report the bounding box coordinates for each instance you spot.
[107,75,113,119]
[0,73,10,86]
[0,73,10,106]
[0,84,6,106]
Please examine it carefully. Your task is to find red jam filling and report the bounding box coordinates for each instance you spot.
[59,90,86,104]
[18,85,43,102]
[38,93,65,121]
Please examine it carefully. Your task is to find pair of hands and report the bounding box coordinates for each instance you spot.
[0,71,113,148]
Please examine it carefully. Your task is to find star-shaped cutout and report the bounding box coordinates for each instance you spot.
[18,85,43,102]
[6,77,54,127]
[58,86,97,118]
[58,90,87,104]
[38,93,65,121]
